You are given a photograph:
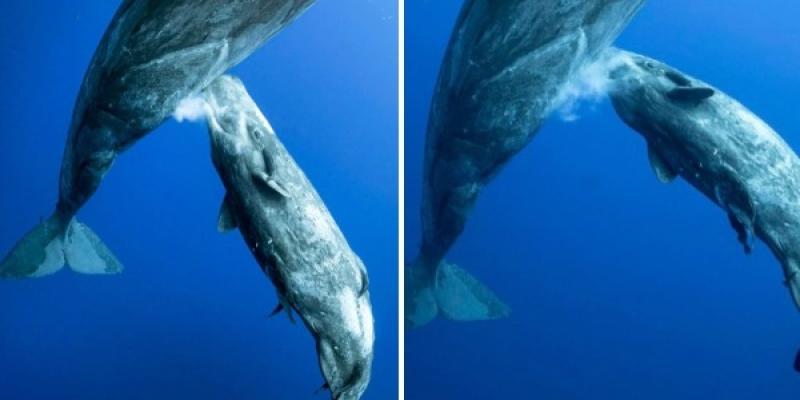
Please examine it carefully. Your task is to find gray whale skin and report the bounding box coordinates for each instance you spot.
[406,0,646,328]
[608,49,800,309]
[0,0,314,278]
[204,76,374,400]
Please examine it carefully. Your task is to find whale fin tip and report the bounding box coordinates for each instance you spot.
[254,171,291,198]
[217,193,238,232]
[647,144,677,183]
[266,179,291,198]
[784,262,800,311]
[727,212,753,254]
[267,295,296,324]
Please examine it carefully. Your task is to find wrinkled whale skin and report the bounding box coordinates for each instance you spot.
[204,76,373,400]
[420,0,646,263]
[0,0,314,278]
[608,49,800,309]
[60,0,315,215]
[406,0,646,328]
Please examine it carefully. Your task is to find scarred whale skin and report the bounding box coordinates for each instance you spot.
[607,49,800,309]
[204,76,373,400]
[60,0,315,216]
[406,0,646,328]
[0,0,314,278]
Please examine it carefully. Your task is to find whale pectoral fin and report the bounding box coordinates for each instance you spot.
[786,269,800,311]
[647,144,677,183]
[715,184,756,253]
[314,383,330,395]
[266,179,291,198]
[358,265,369,297]
[668,87,715,102]
[266,294,296,324]
[217,193,237,233]
[267,303,285,318]
[727,212,753,254]
[280,295,296,324]
[728,201,756,254]
[253,171,291,198]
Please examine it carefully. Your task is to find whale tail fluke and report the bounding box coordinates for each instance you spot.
[0,214,123,278]
[63,219,124,275]
[405,259,509,329]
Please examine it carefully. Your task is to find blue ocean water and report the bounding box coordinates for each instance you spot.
[0,1,396,399]
[406,1,800,399]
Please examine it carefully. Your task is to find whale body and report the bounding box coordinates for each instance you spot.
[607,49,800,309]
[204,76,373,400]
[0,0,315,278]
[406,0,646,328]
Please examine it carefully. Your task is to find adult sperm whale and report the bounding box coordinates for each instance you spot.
[0,0,315,278]
[406,0,646,328]
[606,49,800,309]
[204,76,373,400]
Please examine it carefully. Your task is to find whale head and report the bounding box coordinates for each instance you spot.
[608,50,715,103]
[609,51,693,102]
[202,75,276,163]
[312,285,374,399]
[606,50,717,140]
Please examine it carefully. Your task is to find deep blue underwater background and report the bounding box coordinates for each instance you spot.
[407,1,800,399]
[0,1,396,399]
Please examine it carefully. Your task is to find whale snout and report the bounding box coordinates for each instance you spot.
[317,334,373,400]
[314,288,374,399]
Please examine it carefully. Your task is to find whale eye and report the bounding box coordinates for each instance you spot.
[250,129,263,141]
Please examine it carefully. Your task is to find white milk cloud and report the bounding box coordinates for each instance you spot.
[553,50,633,122]
[173,95,209,123]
